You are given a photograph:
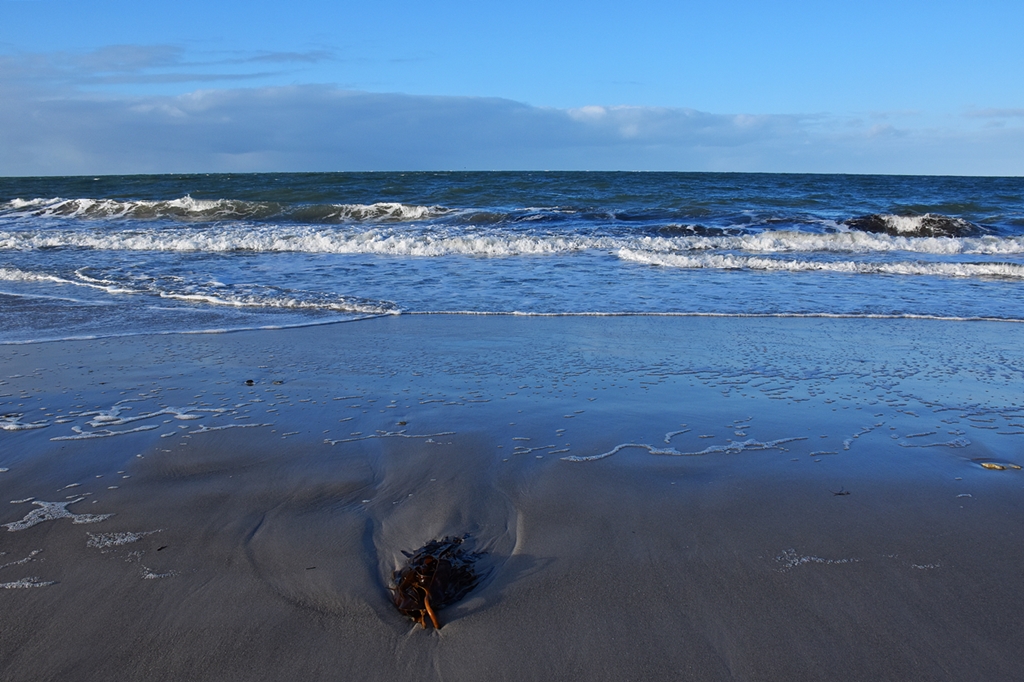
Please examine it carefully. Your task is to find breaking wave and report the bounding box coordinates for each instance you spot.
[0,266,396,314]
[3,174,1024,341]
[3,225,1024,257]
[0,226,605,255]
[628,232,1024,256]
[618,249,1024,279]
[0,197,449,224]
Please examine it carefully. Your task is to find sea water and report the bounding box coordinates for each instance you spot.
[1,172,1023,343]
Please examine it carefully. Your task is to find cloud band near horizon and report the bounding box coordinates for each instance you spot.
[2,84,1023,177]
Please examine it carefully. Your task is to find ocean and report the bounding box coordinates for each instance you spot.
[2,171,1023,343]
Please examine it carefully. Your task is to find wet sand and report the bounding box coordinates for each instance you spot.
[2,315,1024,681]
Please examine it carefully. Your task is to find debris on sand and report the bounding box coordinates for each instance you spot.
[390,535,482,630]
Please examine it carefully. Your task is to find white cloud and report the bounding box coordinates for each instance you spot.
[567,105,608,121]
[0,48,1022,176]
[966,108,1024,119]
[0,45,333,92]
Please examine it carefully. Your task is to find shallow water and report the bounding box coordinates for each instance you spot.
[2,316,1023,680]
[2,172,1024,342]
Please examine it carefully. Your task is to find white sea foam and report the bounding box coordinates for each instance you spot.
[897,436,972,448]
[0,414,49,431]
[618,249,1024,279]
[79,403,225,428]
[50,424,160,441]
[0,197,448,223]
[404,310,1024,323]
[0,228,603,256]
[187,422,272,433]
[882,215,938,234]
[154,290,391,313]
[776,548,860,571]
[0,577,55,589]
[0,313,392,346]
[0,266,395,315]
[87,530,161,549]
[324,429,456,445]
[141,566,176,579]
[677,437,808,456]
[3,499,113,531]
[0,267,72,285]
[3,225,1023,258]
[633,232,1024,256]
[0,549,41,570]
[563,437,807,462]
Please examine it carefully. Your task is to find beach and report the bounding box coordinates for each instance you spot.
[2,314,1023,681]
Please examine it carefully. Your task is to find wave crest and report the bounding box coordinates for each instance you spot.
[3,225,1024,257]
[618,249,1024,279]
[1,197,448,224]
[0,266,396,314]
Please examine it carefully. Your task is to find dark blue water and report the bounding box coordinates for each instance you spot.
[2,172,1023,342]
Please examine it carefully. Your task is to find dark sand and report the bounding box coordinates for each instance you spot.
[2,315,1023,681]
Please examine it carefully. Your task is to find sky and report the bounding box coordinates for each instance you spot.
[1,0,1023,175]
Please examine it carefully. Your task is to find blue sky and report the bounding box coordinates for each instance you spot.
[1,0,1023,175]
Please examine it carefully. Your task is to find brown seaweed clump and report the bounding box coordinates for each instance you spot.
[390,535,482,630]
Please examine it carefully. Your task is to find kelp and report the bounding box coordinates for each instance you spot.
[390,535,482,629]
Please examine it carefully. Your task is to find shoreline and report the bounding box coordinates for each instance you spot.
[6,308,1024,347]
[2,315,1023,680]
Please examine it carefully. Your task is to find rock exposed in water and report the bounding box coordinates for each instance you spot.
[845,213,985,238]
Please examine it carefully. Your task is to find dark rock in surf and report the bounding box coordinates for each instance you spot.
[656,224,730,236]
[845,213,985,238]
[390,535,483,630]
